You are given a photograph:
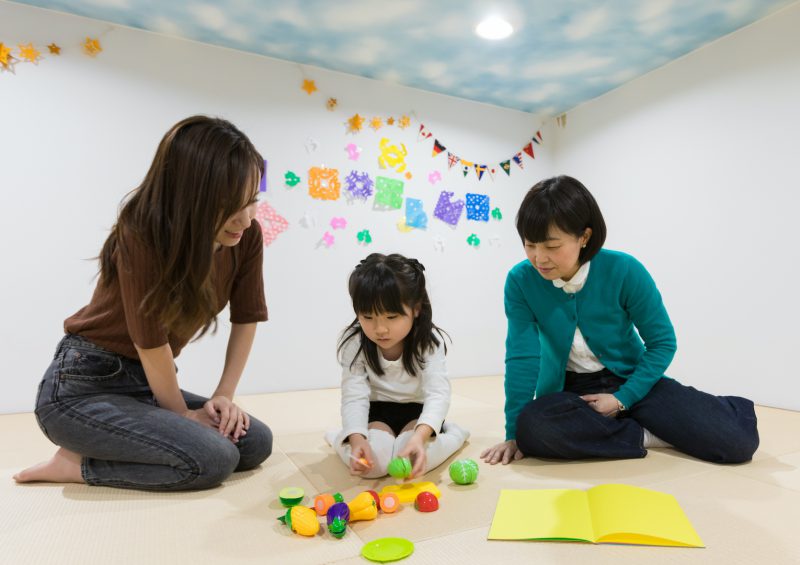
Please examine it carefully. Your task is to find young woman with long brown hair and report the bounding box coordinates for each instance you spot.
[14,116,273,491]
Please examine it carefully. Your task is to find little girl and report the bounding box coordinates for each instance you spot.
[325,253,469,479]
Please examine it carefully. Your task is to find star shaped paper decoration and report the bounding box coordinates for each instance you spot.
[326,97,337,111]
[398,115,411,129]
[18,43,41,64]
[47,43,61,55]
[387,117,395,126]
[83,37,102,56]
[370,117,383,131]
[301,79,317,95]
[0,43,17,73]
[347,113,365,133]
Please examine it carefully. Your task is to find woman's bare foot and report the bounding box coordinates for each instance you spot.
[13,447,84,484]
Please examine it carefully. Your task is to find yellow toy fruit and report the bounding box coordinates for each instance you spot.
[348,491,378,522]
[278,505,320,537]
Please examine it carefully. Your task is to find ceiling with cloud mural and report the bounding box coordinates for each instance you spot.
[9,0,796,115]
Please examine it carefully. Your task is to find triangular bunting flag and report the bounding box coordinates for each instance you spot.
[536,130,543,141]
[500,160,511,175]
[488,167,496,181]
[432,139,446,157]
[522,142,535,159]
[512,153,524,169]
[462,166,469,177]
[418,124,433,141]
[532,130,542,145]
[474,163,487,180]
[447,152,460,169]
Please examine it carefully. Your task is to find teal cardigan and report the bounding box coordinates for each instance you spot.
[503,249,676,440]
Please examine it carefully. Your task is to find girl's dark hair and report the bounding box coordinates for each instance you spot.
[337,253,447,377]
[515,175,607,264]
[98,115,264,340]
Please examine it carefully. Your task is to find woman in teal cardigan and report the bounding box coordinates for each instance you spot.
[481,176,758,465]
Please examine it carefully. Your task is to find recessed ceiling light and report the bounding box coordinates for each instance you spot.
[475,16,513,40]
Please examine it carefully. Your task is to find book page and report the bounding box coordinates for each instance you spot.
[587,484,704,547]
[488,489,594,541]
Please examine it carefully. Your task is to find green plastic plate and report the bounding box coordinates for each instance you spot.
[361,537,414,562]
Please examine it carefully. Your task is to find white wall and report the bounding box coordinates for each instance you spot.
[0,1,553,414]
[551,3,800,410]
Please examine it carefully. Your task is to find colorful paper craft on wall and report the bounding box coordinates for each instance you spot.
[357,229,372,245]
[374,177,404,210]
[284,171,301,187]
[466,193,490,222]
[491,207,503,220]
[320,231,335,248]
[378,138,408,173]
[396,218,414,233]
[299,212,316,228]
[467,233,481,247]
[345,143,362,161]
[433,191,465,226]
[405,198,428,229]
[255,201,288,246]
[330,217,347,230]
[259,160,268,192]
[428,171,442,185]
[344,171,374,201]
[308,167,341,201]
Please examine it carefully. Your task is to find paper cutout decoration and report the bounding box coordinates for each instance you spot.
[370,117,383,131]
[284,171,301,187]
[398,115,411,129]
[466,193,490,222]
[259,160,268,192]
[357,229,372,245]
[344,170,374,200]
[418,124,433,141]
[428,171,442,185]
[0,43,15,72]
[374,176,404,210]
[387,117,395,125]
[305,138,319,153]
[404,172,412,180]
[512,153,524,169]
[345,143,362,161]
[433,235,445,252]
[299,213,316,228]
[397,218,414,233]
[467,234,481,247]
[301,79,317,95]
[320,231,335,248]
[326,97,337,110]
[347,114,365,133]
[522,142,535,159]
[500,160,512,176]
[474,164,487,181]
[47,43,61,55]
[255,201,288,246]
[447,152,460,170]
[491,207,503,220]
[533,130,543,144]
[378,138,408,173]
[330,217,347,230]
[308,167,341,201]
[433,191,465,226]
[488,235,502,247]
[83,37,102,56]
[405,198,428,229]
[432,140,446,158]
[18,43,41,64]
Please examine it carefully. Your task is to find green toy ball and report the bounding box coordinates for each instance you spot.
[387,457,412,479]
[449,459,479,485]
[278,486,305,507]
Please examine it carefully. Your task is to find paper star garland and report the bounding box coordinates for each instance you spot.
[370,117,383,131]
[83,37,102,56]
[387,117,395,125]
[0,43,14,72]
[398,115,411,129]
[18,43,41,64]
[47,43,61,55]
[326,97,338,110]
[301,79,317,95]
[347,114,365,133]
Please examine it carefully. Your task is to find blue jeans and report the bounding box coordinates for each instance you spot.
[34,335,273,491]
[515,369,759,464]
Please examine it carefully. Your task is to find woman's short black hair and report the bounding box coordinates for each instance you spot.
[515,175,607,263]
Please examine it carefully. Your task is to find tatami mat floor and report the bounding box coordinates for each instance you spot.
[2,376,799,564]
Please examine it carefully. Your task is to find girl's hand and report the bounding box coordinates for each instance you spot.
[580,393,621,417]
[480,440,524,465]
[397,434,428,479]
[204,396,250,442]
[348,434,375,475]
[182,408,219,429]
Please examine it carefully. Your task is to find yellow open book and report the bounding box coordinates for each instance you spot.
[488,484,704,547]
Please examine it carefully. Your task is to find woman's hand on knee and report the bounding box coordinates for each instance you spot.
[480,440,523,465]
[580,393,621,417]
[203,397,250,443]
